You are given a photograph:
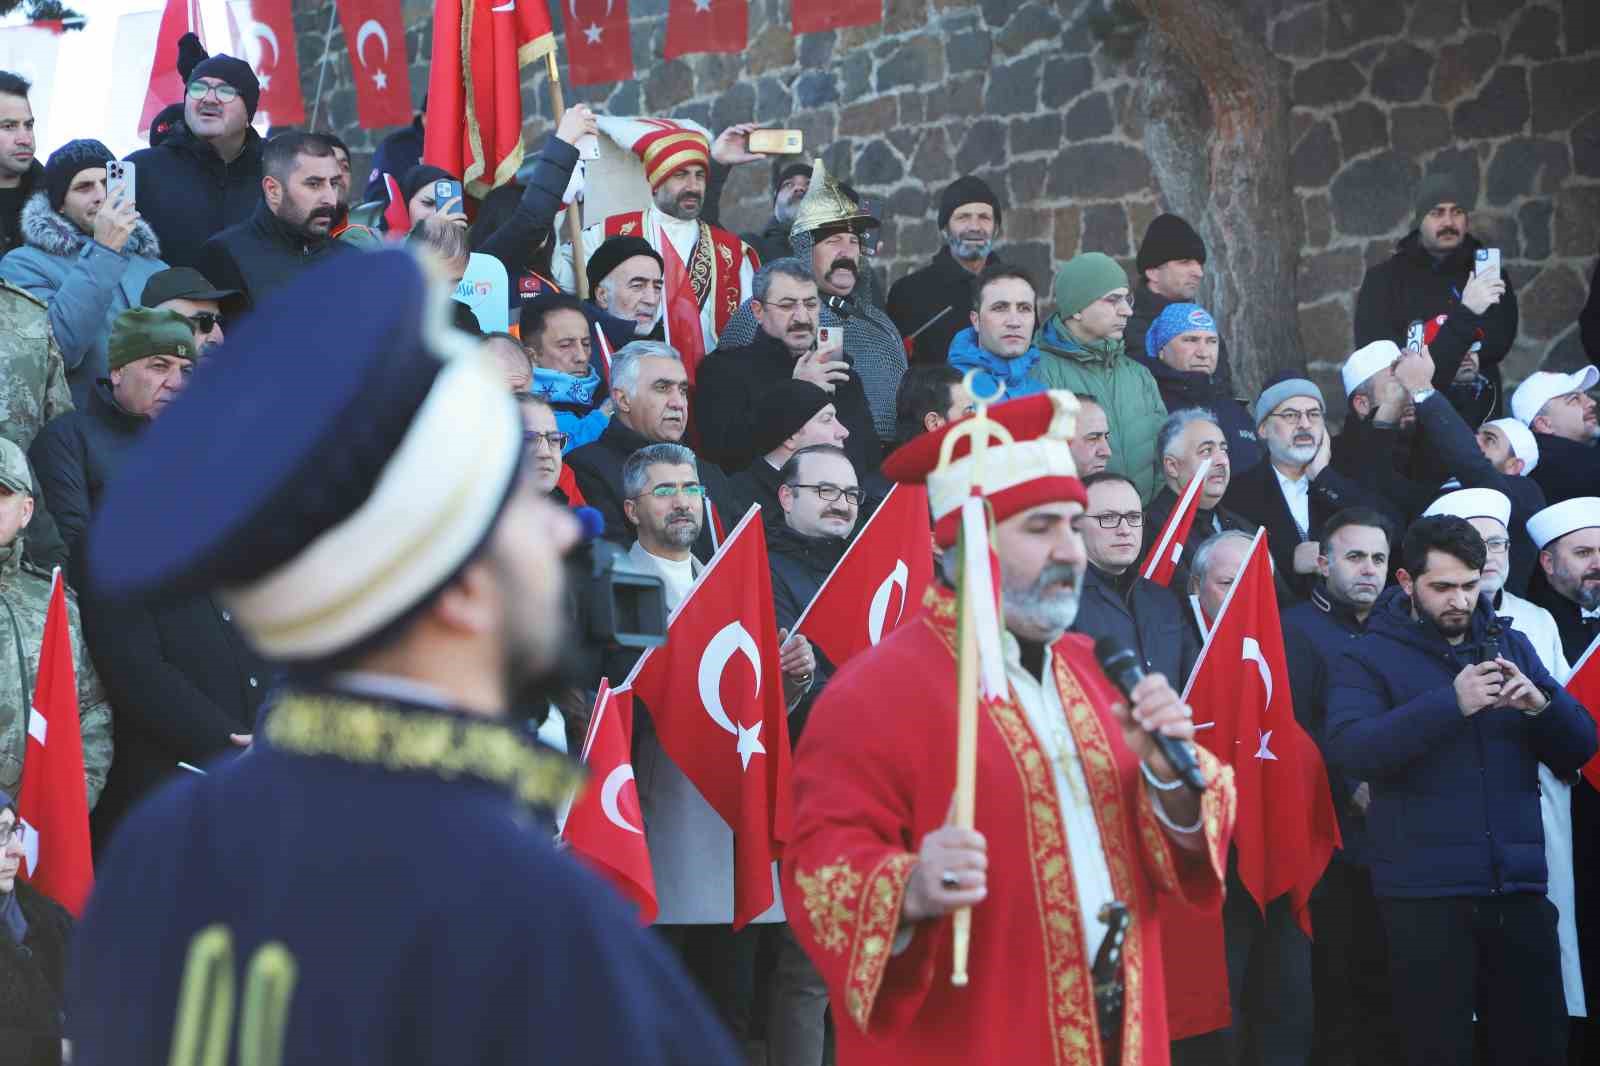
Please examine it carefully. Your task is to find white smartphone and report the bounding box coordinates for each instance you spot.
[1474,247,1501,281]
[817,326,836,349]
[577,134,600,161]
[106,159,134,206]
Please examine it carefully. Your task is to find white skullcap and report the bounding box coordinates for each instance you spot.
[1484,418,1539,476]
[1424,487,1511,528]
[1510,366,1599,426]
[1527,496,1600,550]
[1341,340,1400,398]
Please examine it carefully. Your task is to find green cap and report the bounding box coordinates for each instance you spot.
[1053,252,1129,320]
[108,307,197,372]
[0,438,32,496]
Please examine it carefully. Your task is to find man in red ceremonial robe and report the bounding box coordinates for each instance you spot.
[781,391,1236,1066]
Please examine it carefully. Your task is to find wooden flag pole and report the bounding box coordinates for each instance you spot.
[950,537,979,987]
[545,52,589,299]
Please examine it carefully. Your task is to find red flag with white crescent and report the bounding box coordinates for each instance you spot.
[335,0,412,129]
[561,680,658,923]
[563,0,634,86]
[624,508,793,928]
[232,0,304,124]
[1139,456,1212,588]
[15,571,93,916]
[664,0,747,58]
[793,484,934,668]
[140,0,203,135]
[1566,636,1600,789]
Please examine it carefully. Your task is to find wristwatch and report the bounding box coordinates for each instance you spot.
[1410,387,1436,404]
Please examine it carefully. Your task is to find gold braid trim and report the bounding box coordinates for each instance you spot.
[843,851,917,1031]
[687,222,716,309]
[262,694,582,812]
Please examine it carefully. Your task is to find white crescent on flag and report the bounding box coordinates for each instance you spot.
[599,765,642,834]
[355,18,389,68]
[246,21,280,70]
[17,818,37,876]
[696,621,767,770]
[866,560,910,646]
[1242,636,1273,708]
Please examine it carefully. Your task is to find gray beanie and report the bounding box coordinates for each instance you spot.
[1415,173,1468,226]
[1253,376,1323,426]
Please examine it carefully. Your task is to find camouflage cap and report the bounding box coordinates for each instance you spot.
[0,437,32,496]
[108,307,197,372]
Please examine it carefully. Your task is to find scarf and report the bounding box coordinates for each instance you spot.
[946,326,1047,400]
[1042,316,1126,365]
[0,791,25,946]
[531,364,602,409]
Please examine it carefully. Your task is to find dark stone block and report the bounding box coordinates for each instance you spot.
[1042,56,1094,110]
[876,35,943,92]
[1433,33,1501,105]
[1045,141,1154,201]
[1519,200,1553,261]
[909,128,950,182]
[608,80,642,116]
[1060,8,1095,53]
[644,59,695,109]
[1507,5,1560,60]
[1010,113,1064,156]
[1452,67,1529,141]
[886,126,919,156]
[1298,299,1355,367]
[839,96,897,137]
[1066,93,1114,141]
[754,77,789,124]
[711,81,757,130]
[1464,0,1513,27]
[1303,193,1333,248]
[1291,120,1340,189]
[1053,206,1082,259]
[1009,158,1048,203]
[1555,186,1600,259]
[1336,102,1388,160]
[887,185,931,222]
[1292,59,1365,108]
[1409,0,1463,38]
[1370,43,1432,104]
[1519,264,1588,341]
[1271,5,1324,57]
[1329,152,1419,237]
[676,102,714,131]
[1486,138,1572,205]
[1006,242,1055,293]
[1549,328,1588,373]
[798,29,835,68]
[1423,147,1481,211]
[947,29,993,74]
[938,75,987,119]
[957,120,1007,174]
[1298,247,1365,304]
[793,70,837,108]
[839,51,872,98]
[1326,0,1406,49]
[977,0,1013,29]
[1081,203,1129,258]
[1469,212,1520,260]
[1575,110,1600,179]
[1391,105,1451,155]
[986,54,1044,115]
[1570,0,1600,55]
[997,4,1057,56]
[1531,59,1600,135]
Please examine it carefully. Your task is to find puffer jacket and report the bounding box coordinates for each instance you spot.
[1034,317,1168,503]
[0,193,167,405]
[945,325,1047,402]
[125,125,264,270]
[1326,586,1596,899]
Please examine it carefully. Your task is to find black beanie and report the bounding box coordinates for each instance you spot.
[587,235,663,293]
[751,381,832,457]
[772,161,812,194]
[1136,213,1207,273]
[176,31,209,83]
[937,175,1002,231]
[46,139,115,211]
[189,54,261,120]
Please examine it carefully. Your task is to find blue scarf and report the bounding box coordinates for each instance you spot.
[531,364,602,409]
[946,326,1047,401]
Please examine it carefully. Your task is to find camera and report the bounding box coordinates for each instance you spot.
[576,537,668,652]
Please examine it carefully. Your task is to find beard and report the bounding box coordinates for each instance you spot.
[1004,561,1083,640]
[1420,599,1474,639]
[946,231,993,262]
[1561,565,1600,610]
[284,201,336,239]
[1265,433,1318,467]
[1476,567,1505,598]
[774,194,802,226]
[659,510,701,549]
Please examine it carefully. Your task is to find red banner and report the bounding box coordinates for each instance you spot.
[16,572,93,916]
[792,0,880,34]
[140,0,203,134]
[336,0,413,129]
[664,0,747,58]
[563,0,633,86]
[233,0,305,124]
[562,682,658,923]
[1568,636,1600,790]
[1139,457,1212,588]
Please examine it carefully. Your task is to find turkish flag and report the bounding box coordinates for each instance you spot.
[1567,636,1600,789]
[336,0,412,129]
[793,0,880,33]
[563,0,634,86]
[425,0,555,198]
[625,508,793,928]
[561,681,658,923]
[1182,530,1340,936]
[140,0,203,134]
[664,0,747,58]
[15,572,93,916]
[659,228,706,383]
[1139,456,1212,588]
[794,484,934,668]
[231,0,304,124]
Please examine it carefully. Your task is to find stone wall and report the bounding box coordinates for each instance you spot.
[297,0,1600,395]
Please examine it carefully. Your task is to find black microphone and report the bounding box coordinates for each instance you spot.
[1093,637,1207,793]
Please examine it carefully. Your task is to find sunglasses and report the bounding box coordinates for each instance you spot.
[186,312,224,335]
[186,80,239,103]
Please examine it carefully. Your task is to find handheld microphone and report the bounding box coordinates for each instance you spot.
[1093,637,1208,793]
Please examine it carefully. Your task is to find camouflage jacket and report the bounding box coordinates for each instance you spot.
[0,537,112,808]
[0,279,73,451]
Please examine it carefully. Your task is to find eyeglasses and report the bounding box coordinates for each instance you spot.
[789,483,864,506]
[1087,511,1143,529]
[638,483,705,499]
[0,821,18,849]
[522,430,570,451]
[186,79,239,103]
[1270,408,1324,426]
[186,312,224,335]
[1482,536,1510,553]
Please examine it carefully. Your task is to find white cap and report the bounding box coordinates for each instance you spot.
[1484,417,1539,476]
[1526,496,1600,550]
[1424,487,1511,528]
[1341,340,1401,398]
[1509,366,1600,426]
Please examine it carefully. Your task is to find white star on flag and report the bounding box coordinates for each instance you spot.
[584,23,603,43]
[735,720,764,770]
[373,70,388,90]
[259,73,272,90]
[693,0,712,10]
[1254,729,1278,761]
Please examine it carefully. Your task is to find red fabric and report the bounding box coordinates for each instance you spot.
[335,0,412,129]
[627,514,793,928]
[1140,460,1210,587]
[564,0,633,86]
[556,465,587,506]
[792,0,880,33]
[1567,637,1600,789]
[795,484,933,668]
[16,574,93,916]
[657,227,707,383]
[930,477,1086,548]
[424,0,553,198]
[380,172,410,235]
[1159,894,1232,1039]
[664,0,747,58]
[562,682,658,923]
[235,0,304,124]
[140,0,202,134]
[1184,534,1340,935]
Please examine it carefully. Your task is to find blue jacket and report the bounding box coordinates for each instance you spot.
[945,325,1048,402]
[1326,586,1596,899]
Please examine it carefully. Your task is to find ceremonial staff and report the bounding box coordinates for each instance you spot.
[544,52,590,300]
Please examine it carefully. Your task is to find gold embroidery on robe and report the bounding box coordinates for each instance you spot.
[795,857,865,955]
[844,852,917,1031]
[688,221,716,309]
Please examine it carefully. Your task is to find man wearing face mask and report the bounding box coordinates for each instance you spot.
[887,175,1004,367]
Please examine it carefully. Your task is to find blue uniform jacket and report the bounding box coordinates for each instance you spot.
[1325,587,1597,899]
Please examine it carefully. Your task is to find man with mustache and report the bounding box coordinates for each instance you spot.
[1355,175,1517,409]
[886,175,1004,367]
[1510,366,1600,506]
[195,131,352,313]
[1143,408,1259,593]
[696,257,877,475]
[1327,515,1594,1066]
[782,391,1235,1066]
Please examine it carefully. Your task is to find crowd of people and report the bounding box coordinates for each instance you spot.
[0,27,1595,1066]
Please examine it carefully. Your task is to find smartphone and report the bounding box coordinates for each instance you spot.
[433,178,464,209]
[1405,320,1425,352]
[576,134,600,161]
[1474,247,1501,281]
[106,160,134,206]
[749,129,803,155]
[817,326,837,349]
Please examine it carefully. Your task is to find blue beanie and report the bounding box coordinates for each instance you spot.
[1143,302,1216,362]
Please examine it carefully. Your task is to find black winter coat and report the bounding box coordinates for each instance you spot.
[0,160,43,255]
[196,200,354,312]
[766,523,847,741]
[28,381,142,571]
[0,881,70,1066]
[1354,232,1518,410]
[1125,283,1236,395]
[126,126,265,270]
[694,328,880,475]
[885,247,996,367]
[1529,432,1600,508]
[1144,356,1262,473]
[1070,564,1198,687]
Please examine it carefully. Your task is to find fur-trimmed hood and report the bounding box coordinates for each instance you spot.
[19,191,162,260]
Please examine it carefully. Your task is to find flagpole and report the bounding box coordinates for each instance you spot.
[544,52,590,300]
[950,521,979,988]
[308,3,340,130]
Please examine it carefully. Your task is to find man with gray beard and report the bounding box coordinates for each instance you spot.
[887,175,1004,366]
